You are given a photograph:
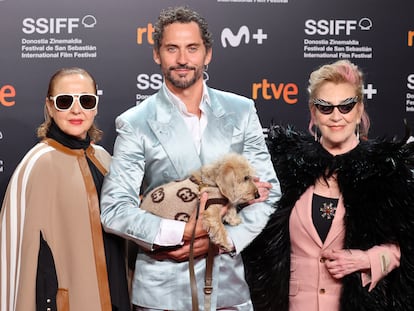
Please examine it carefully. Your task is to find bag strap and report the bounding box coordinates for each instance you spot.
[204,242,215,311]
[189,203,200,311]
[189,189,221,311]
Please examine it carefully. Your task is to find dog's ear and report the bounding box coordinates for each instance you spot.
[215,163,237,202]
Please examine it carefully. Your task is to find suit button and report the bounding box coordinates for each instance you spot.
[319,288,326,294]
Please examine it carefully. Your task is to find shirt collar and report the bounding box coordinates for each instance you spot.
[163,81,211,115]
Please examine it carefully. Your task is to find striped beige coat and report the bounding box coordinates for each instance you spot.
[0,139,112,311]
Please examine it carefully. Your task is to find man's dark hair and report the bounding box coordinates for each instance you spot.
[153,6,213,51]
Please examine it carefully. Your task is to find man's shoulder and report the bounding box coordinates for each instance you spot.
[208,87,253,104]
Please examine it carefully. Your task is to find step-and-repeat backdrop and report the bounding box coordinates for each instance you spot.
[1,0,413,200]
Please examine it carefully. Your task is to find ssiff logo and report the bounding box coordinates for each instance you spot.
[0,84,16,107]
[305,18,372,36]
[22,15,97,34]
[136,73,163,90]
[408,74,414,90]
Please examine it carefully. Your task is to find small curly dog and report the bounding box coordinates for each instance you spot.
[140,153,259,251]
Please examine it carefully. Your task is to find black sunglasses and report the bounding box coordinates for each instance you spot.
[313,96,358,115]
[49,93,99,111]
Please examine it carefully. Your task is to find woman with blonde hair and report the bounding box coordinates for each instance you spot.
[244,60,414,311]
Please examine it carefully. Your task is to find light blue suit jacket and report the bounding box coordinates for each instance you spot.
[101,85,281,310]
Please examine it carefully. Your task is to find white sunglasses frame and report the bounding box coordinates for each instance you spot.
[48,93,99,111]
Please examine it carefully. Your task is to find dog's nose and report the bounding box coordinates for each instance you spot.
[254,191,260,199]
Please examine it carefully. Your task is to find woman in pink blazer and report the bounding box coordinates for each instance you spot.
[243,60,414,311]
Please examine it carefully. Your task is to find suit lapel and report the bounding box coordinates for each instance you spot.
[147,86,237,174]
[199,91,235,164]
[294,187,323,248]
[323,196,345,249]
[148,89,201,177]
[295,187,346,249]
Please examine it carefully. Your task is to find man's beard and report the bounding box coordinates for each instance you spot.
[165,65,203,89]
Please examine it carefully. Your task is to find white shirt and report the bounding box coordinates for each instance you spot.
[153,83,210,246]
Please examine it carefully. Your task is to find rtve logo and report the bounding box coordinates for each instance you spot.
[0,85,16,107]
[409,31,414,47]
[22,15,97,34]
[221,26,268,48]
[305,18,372,36]
[137,23,154,45]
[252,79,298,104]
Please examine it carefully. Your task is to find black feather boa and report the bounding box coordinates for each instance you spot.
[242,125,414,311]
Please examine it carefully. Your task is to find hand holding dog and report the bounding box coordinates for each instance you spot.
[153,236,213,262]
[151,193,218,262]
[322,249,370,279]
[249,177,272,204]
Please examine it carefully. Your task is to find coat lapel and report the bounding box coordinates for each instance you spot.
[293,187,323,248]
[323,196,345,249]
[294,187,346,250]
[147,87,237,174]
[148,89,201,177]
[199,92,235,165]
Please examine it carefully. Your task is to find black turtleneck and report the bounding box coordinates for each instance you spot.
[46,120,104,200]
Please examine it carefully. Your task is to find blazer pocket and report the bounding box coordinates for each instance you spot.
[290,256,297,272]
[231,131,244,142]
[230,133,244,151]
[289,279,299,296]
[289,256,299,296]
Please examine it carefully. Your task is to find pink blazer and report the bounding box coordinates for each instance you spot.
[288,187,400,311]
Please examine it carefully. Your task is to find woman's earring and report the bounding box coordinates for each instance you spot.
[356,123,360,140]
[314,126,319,142]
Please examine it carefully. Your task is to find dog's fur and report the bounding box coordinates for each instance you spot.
[140,153,259,251]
